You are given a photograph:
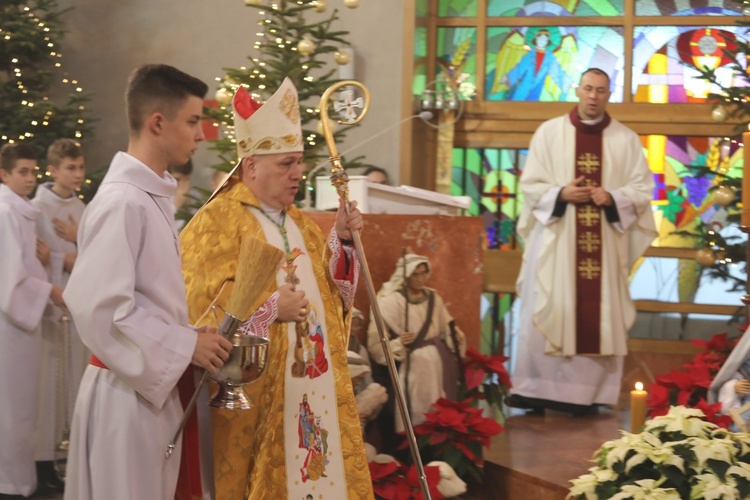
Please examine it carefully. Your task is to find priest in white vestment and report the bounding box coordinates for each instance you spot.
[510,68,657,414]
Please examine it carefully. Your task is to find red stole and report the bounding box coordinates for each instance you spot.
[175,366,204,500]
[568,107,611,355]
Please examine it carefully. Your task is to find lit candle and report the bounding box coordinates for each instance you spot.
[630,382,648,433]
[743,131,750,227]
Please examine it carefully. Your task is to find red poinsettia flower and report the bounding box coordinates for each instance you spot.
[464,347,512,390]
[693,399,734,428]
[369,460,445,500]
[648,332,745,430]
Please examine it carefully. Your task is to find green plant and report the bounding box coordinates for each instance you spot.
[568,406,750,500]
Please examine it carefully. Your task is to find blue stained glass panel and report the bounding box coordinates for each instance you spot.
[486,26,625,102]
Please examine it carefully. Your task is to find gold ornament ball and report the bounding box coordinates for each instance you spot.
[711,105,728,122]
[215,88,232,105]
[334,50,350,65]
[316,119,336,135]
[344,0,361,8]
[311,0,327,12]
[713,185,735,206]
[298,38,316,56]
[245,0,263,5]
[695,247,716,267]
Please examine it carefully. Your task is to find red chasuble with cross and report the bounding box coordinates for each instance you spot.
[569,108,611,355]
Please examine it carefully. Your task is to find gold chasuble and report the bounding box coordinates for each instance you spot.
[180,178,373,500]
[569,108,611,355]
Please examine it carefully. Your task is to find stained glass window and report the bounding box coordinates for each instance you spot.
[635,0,743,16]
[633,26,750,103]
[644,134,742,246]
[486,26,625,102]
[437,27,477,99]
[487,0,624,17]
[438,0,478,17]
[451,147,525,249]
[413,26,428,97]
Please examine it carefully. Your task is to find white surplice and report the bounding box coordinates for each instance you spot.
[513,114,657,406]
[0,184,53,496]
[62,152,205,500]
[31,183,89,461]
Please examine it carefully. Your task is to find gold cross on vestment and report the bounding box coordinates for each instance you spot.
[578,257,602,279]
[578,206,600,227]
[577,153,600,174]
[583,178,599,187]
[578,231,601,253]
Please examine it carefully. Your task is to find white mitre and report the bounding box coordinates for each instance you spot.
[232,77,304,158]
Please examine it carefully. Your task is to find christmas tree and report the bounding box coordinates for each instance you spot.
[692,1,750,291]
[0,0,92,186]
[202,0,367,211]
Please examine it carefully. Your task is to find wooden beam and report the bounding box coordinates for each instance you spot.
[634,300,741,315]
[626,338,701,355]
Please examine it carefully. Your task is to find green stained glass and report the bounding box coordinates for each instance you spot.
[485,26,625,102]
[436,27,477,100]
[636,0,742,16]
[416,0,429,17]
[451,147,524,247]
[438,0,478,17]
[487,0,623,16]
[413,26,428,97]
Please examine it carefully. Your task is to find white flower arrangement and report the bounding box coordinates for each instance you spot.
[568,406,750,500]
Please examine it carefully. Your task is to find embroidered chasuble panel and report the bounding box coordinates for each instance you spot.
[304,212,484,351]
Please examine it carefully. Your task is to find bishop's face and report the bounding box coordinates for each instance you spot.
[242,151,303,209]
[575,71,611,121]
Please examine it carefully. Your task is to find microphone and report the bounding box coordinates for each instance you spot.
[418,111,433,121]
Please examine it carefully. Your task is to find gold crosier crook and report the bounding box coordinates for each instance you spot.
[319,81,432,500]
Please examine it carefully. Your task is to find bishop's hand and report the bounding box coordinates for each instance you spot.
[335,199,363,241]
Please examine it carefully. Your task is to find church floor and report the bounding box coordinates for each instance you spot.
[475,404,628,499]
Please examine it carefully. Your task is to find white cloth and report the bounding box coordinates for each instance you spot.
[513,113,657,406]
[62,152,203,500]
[0,184,52,496]
[31,183,89,460]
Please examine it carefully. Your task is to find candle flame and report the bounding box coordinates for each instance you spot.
[635,382,643,391]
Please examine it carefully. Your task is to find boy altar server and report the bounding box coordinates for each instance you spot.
[31,138,88,493]
[0,143,66,499]
[62,64,232,500]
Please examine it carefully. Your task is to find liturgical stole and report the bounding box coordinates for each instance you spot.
[569,108,611,355]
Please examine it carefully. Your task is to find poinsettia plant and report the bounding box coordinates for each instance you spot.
[647,331,743,428]
[462,346,512,410]
[369,459,444,500]
[568,406,750,500]
[410,397,504,483]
